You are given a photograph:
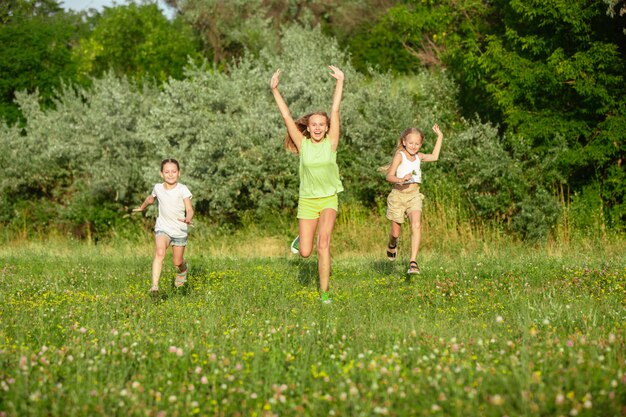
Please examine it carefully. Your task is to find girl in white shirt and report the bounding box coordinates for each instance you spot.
[385,124,443,274]
[134,159,193,292]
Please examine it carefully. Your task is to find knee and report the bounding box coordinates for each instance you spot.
[317,236,331,253]
[411,220,422,231]
[300,248,312,258]
[154,248,167,259]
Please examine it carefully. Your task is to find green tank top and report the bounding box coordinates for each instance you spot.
[299,137,344,198]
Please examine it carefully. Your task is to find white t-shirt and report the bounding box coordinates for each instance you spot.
[396,151,421,184]
[152,183,192,238]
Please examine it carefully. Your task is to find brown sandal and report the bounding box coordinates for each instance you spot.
[407,261,420,274]
[386,243,397,260]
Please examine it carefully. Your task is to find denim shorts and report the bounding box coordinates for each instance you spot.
[297,194,339,220]
[155,230,188,247]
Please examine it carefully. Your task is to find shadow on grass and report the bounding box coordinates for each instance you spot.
[371,259,398,275]
[370,259,418,284]
[289,258,318,287]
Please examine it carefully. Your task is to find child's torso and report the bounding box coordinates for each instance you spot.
[299,137,343,198]
[396,150,421,183]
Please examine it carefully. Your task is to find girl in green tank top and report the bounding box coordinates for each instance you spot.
[270,66,345,304]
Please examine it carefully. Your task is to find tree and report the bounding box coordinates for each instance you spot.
[345,0,626,232]
[164,0,394,68]
[0,0,85,124]
[72,2,201,84]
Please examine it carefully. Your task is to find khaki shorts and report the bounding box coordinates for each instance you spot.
[297,194,338,220]
[386,183,424,224]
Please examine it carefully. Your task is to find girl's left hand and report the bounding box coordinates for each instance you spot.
[328,65,344,81]
[432,123,442,136]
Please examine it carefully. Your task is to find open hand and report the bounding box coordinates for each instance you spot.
[328,65,344,82]
[432,123,442,136]
[270,69,281,89]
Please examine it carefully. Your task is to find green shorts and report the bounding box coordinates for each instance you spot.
[297,194,339,220]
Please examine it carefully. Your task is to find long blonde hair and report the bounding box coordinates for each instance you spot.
[284,111,330,155]
[378,128,425,172]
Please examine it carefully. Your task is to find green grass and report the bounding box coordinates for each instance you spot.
[0,238,625,416]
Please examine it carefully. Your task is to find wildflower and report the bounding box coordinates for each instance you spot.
[495,316,504,323]
[490,394,504,405]
[555,393,565,405]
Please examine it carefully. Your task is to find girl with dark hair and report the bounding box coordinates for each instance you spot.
[134,158,193,293]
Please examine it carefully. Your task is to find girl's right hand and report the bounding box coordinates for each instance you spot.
[270,69,281,89]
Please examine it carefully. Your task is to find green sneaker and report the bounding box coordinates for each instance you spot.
[290,235,300,254]
[320,291,332,304]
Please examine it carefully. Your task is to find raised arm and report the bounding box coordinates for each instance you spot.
[270,69,304,151]
[419,124,444,163]
[327,65,344,151]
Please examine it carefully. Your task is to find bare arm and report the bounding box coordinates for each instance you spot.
[133,194,155,212]
[270,69,304,151]
[419,124,444,162]
[327,65,344,151]
[386,152,413,184]
[179,197,194,224]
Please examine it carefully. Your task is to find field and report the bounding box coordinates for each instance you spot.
[0,231,625,416]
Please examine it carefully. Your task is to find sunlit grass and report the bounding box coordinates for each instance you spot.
[1,231,624,416]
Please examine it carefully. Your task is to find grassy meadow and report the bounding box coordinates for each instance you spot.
[0,214,625,416]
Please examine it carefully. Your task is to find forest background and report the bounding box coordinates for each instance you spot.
[1,0,625,243]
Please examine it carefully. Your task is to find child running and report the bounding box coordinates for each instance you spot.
[270,66,344,304]
[385,124,443,274]
[134,158,193,293]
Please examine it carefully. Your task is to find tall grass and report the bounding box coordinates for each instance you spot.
[0,222,624,416]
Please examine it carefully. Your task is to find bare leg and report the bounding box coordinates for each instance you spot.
[172,245,186,270]
[316,208,337,293]
[298,218,319,259]
[151,235,170,290]
[172,245,188,287]
[407,210,422,263]
[388,221,402,257]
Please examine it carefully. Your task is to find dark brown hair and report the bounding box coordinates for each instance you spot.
[160,158,180,171]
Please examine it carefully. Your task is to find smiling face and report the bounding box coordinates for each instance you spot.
[402,132,423,156]
[306,114,329,141]
[160,161,180,187]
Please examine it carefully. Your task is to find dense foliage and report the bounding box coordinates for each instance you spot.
[1,0,624,240]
